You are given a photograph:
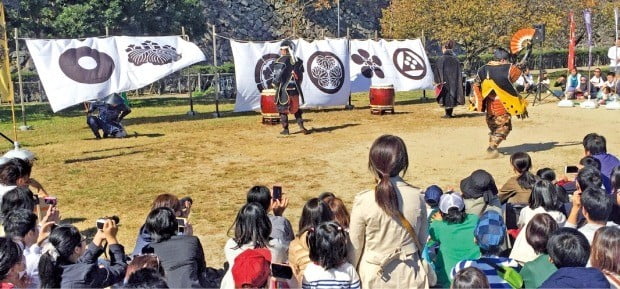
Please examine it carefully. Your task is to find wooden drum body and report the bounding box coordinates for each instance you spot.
[260,89,280,124]
[369,84,395,114]
[260,89,301,124]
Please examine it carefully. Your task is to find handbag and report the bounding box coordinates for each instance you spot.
[397,212,437,287]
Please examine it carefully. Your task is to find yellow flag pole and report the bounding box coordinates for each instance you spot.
[1,3,17,141]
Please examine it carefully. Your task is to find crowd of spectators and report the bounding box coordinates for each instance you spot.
[1,132,619,289]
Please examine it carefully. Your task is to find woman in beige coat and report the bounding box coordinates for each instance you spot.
[348,134,430,289]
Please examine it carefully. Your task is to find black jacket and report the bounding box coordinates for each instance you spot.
[146,235,208,288]
[60,243,127,288]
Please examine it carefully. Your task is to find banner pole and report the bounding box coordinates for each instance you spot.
[14,28,30,131]
[345,27,353,110]
[184,26,196,116]
[213,25,220,118]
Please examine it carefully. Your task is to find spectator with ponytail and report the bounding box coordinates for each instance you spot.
[38,221,127,289]
[499,152,537,204]
[348,135,429,289]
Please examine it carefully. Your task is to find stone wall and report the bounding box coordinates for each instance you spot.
[200,0,389,64]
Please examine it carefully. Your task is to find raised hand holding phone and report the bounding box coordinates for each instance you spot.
[271,186,288,216]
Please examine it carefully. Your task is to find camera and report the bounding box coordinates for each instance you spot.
[96,216,120,230]
[44,197,57,206]
[177,217,187,235]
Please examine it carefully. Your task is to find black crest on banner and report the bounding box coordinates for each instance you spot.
[58,47,115,84]
[307,51,344,94]
[126,40,181,66]
[254,53,280,92]
[351,49,384,79]
[393,48,427,80]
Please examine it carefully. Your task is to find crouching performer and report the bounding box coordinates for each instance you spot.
[87,93,131,139]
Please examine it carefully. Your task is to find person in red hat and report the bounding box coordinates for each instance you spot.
[232,248,272,289]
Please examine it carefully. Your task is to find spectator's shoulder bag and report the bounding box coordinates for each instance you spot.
[397,212,437,287]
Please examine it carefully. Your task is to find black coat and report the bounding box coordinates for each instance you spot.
[147,235,208,288]
[433,50,464,107]
[59,243,127,289]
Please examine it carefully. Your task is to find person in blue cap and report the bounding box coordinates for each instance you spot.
[86,93,132,139]
[451,211,521,289]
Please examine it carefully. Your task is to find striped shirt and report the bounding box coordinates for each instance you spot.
[451,256,521,289]
[302,262,361,289]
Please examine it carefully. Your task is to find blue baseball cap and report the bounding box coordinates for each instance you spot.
[474,211,506,251]
[424,185,443,206]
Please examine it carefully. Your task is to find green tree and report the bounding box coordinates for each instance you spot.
[380,0,615,69]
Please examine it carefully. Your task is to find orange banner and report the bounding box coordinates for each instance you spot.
[568,11,576,71]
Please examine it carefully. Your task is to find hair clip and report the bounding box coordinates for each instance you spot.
[337,226,343,231]
[308,227,315,232]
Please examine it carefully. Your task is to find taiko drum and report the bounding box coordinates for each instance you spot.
[369,84,395,114]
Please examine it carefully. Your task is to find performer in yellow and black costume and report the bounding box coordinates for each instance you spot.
[472,48,529,158]
[272,40,310,135]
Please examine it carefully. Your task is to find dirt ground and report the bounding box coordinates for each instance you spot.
[12,94,620,267]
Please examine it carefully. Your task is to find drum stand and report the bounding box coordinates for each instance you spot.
[370,105,395,115]
[261,114,280,124]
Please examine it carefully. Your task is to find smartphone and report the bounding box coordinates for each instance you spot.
[44,197,57,206]
[272,186,282,201]
[177,217,187,234]
[565,165,579,174]
[271,263,293,279]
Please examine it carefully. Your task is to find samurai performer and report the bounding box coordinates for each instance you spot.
[272,40,310,135]
[86,93,132,139]
[433,40,464,118]
[472,47,529,158]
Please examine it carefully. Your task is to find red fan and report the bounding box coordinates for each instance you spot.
[510,28,536,54]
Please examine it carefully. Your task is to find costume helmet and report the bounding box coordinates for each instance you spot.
[105,93,124,106]
[280,39,295,51]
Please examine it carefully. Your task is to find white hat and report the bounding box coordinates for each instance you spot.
[439,193,465,214]
[3,148,36,162]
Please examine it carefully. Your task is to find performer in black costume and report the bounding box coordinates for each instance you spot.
[433,40,464,118]
[86,93,132,139]
[272,40,310,135]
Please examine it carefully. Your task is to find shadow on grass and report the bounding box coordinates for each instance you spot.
[499,141,581,155]
[82,145,149,154]
[395,97,435,106]
[0,102,85,122]
[80,227,98,239]
[451,112,485,118]
[124,110,259,126]
[61,217,87,224]
[0,97,237,123]
[308,123,361,134]
[64,150,146,164]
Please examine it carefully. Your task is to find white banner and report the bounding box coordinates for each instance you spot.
[231,38,350,112]
[26,36,206,112]
[350,39,433,92]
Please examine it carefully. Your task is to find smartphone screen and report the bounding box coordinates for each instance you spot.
[565,165,579,174]
[272,186,282,201]
[177,218,187,235]
[271,263,293,279]
[44,197,57,206]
